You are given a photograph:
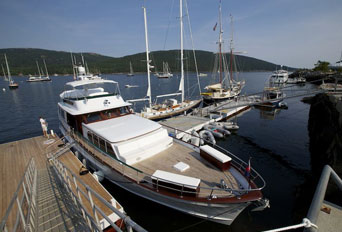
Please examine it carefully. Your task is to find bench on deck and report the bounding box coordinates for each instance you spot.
[200,145,232,171]
[151,170,200,196]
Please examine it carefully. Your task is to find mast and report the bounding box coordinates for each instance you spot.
[71,52,76,80]
[179,0,184,102]
[43,58,49,78]
[36,61,41,78]
[4,54,12,83]
[218,0,223,84]
[143,6,152,109]
[229,14,234,83]
[1,64,8,81]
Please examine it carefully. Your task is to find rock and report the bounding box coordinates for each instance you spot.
[308,93,342,176]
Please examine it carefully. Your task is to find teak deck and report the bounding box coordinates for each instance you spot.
[0,135,116,225]
[133,142,240,197]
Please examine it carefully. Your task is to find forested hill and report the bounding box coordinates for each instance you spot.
[0,48,294,75]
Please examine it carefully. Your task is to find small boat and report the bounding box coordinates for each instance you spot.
[27,59,51,82]
[319,81,342,92]
[269,67,289,84]
[3,54,19,89]
[198,73,208,77]
[125,84,139,88]
[127,62,134,76]
[286,77,306,84]
[199,130,216,145]
[211,121,239,130]
[155,61,173,78]
[203,125,224,138]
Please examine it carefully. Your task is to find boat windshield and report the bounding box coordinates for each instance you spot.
[84,106,132,124]
[63,80,120,100]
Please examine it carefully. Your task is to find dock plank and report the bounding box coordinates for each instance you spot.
[0,135,119,230]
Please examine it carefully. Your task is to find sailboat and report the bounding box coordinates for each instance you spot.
[4,54,19,89]
[127,61,134,76]
[155,61,173,78]
[27,60,51,82]
[128,1,201,120]
[201,3,244,103]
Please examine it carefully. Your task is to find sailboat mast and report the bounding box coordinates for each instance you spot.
[71,52,76,80]
[4,54,12,82]
[143,7,152,109]
[1,64,7,81]
[179,0,184,102]
[229,14,234,82]
[43,58,49,78]
[36,61,41,77]
[218,1,223,84]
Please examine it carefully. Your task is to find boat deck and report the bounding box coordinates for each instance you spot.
[133,142,240,197]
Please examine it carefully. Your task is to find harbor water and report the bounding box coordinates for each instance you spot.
[0,72,317,231]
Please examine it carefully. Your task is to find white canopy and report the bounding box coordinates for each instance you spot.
[83,114,161,143]
[66,79,117,88]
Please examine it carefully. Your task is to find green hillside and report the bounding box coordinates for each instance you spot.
[0,48,294,75]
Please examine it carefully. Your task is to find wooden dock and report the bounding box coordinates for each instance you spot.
[160,99,251,138]
[0,135,121,231]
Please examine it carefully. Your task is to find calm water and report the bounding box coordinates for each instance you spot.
[0,72,317,231]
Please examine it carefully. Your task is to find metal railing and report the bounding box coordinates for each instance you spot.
[263,165,341,232]
[305,165,342,232]
[49,154,147,232]
[71,127,265,199]
[0,158,38,232]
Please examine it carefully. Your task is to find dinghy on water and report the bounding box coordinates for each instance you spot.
[199,130,216,145]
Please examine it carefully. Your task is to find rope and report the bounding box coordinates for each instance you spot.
[262,218,318,232]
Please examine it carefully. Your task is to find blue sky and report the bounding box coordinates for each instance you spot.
[0,0,341,68]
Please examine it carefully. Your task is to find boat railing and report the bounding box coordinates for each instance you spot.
[48,154,147,232]
[70,127,265,198]
[263,165,341,232]
[0,158,37,232]
[160,123,266,192]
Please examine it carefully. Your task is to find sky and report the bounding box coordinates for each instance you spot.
[0,0,341,68]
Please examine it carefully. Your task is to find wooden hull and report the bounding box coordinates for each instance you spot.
[9,84,19,89]
[142,99,202,121]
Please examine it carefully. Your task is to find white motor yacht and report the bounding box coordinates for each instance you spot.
[58,77,267,225]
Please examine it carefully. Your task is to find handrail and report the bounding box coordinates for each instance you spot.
[305,165,342,232]
[263,165,342,232]
[49,155,147,232]
[0,158,37,232]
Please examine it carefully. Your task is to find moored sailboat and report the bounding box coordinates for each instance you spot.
[127,61,134,76]
[155,61,173,78]
[3,54,19,89]
[128,1,201,120]
[27,59,51,82]
[201,3,244,103]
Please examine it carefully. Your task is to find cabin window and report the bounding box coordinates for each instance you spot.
[119,106,129,115]
[93,134,99,147]
[86,112,101,123]
[104,108,120,118]
[99,138,106,152]
[87,131,93,142]
[106,143,115,157]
